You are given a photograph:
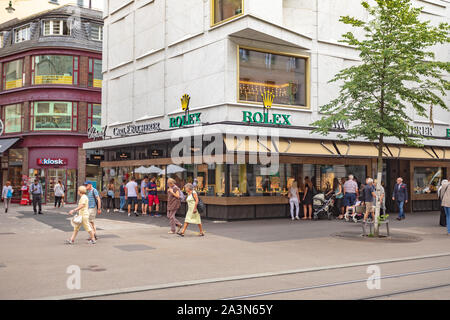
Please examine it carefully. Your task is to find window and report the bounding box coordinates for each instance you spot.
[0,33,4,48]
[43,20,70,36]
[413,167,444,194]
[87,103,101,131]
[32,101,75,131]
[32,55,78,85]
[2,59,24,90]
[91,24,103,41]
[88,58,102,87]
[212,0,243,26]
[238,47,309,108]
[14,25,30,43]
[3,104,22,133]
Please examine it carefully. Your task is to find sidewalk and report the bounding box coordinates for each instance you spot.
[0,204,448,299]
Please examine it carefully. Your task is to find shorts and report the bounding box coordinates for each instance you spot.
[148,194,159,206]
[74,215,93,232]
[344,193,356,207]
[365,202,374,214]
[88,208,97,222]
[142,197,149,205]
[127,197,138,206]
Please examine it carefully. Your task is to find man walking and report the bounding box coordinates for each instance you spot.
[119,179,127,212]
[141,176,149,215]
[343,174,359,211]
[30,178,43,215]
[392,177,408,220]
[363,178,376,223]
[85,181,101,240]
[125,176,139,217]
[147,176,160,217]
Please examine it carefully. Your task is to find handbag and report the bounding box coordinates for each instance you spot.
[73,215,82,224]
[197,197,205,214]
[107,190,114,197]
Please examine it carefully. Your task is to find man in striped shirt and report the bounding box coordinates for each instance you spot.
[343,174,359,209]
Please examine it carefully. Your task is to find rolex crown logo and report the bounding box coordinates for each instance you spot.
[181,94,190,111]
[261,90,274,109]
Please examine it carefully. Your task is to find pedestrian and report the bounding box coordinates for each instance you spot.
[85,181,101,240]
[119,179,127,212]
[178,183,205,237]
[30,178,43,215]
[166,178,183,234]
[1,181,13,213]
[106,179,118,213]
[374,179,386,216]
[66,186,96,245]
[332,178,344,219]
[301,177,313,220]
[438,179,448,228]
[288,181,300,220]
[362,178,376,223]
[125,176,139,217]
[141,176,149,215]
[343,174,358,215]
[147,176,160,217]
[54,180,64,208]
[392,177,408,220]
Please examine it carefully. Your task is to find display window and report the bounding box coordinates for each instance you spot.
[28,168,77,203]
[2,59,24,90]
[32,101,75,131]
[3,104,22,133]
[32,55,79,85]
[413,167,444,194]
[7,149,24,201]
[238,47,309,108]
[212,0,243,26]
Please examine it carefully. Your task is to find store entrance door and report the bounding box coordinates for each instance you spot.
[28,168,77,204]
[47,169,66,204]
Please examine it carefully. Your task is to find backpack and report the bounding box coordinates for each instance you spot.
[6,188,12,198]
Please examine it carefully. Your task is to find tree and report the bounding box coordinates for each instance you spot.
[311,0,450,236]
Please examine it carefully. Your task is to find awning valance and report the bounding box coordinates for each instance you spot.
[0,138,20,155]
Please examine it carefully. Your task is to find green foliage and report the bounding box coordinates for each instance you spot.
[378,214,389,225]
[312,0,450,147]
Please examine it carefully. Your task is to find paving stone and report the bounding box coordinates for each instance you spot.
[114,244,155,252]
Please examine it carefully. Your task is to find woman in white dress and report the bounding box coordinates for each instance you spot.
[178,183,205,237]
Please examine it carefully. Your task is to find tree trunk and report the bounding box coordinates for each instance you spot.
[374,136,384,237]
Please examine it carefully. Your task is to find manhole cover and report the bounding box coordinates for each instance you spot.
[0,232,15,235]
[114,244,155,252]
[97,234,120,239]
[0,264,5,268]
[332,231,422,243]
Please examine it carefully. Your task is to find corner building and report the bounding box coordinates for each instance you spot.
[0,5,103,204]
[85,0,450,219]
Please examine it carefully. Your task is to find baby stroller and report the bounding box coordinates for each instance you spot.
[344,201,366,223]
[313,193,336,220]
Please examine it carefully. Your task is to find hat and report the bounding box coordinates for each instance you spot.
[84,181,93,185]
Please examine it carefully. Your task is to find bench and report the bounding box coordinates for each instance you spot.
[361,219,390,237]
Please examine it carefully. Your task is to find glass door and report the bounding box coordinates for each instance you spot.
[28,169,46,203]
[66,169,77,203]
[47,169,66,204]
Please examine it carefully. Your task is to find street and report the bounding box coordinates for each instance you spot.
[0,204,449,300]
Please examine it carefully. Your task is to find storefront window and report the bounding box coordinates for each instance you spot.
[33,55,77,85]
[239,48,308,107]
[4,104,22,133]
[33,101,73,131]
[212,0,243,25]
[88,58,102,88]
[413,167,444,194]
[2,59,23,90]
[7,149,24,200]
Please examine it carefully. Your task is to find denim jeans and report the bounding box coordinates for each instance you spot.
[444,207,450,234]
[119,196,126,210]
[397,201,405,218]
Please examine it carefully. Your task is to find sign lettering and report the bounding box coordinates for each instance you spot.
[169,113,202,128]
[112,123,160,137]
[242,111,291,126]
[37,158,68,165]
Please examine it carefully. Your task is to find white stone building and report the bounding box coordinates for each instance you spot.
[84,0,450,219]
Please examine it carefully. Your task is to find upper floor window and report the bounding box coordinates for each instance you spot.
[87,103,101,131]
[88,58,102,88]
[91,24,103,41]
[14,25,30,43]
[2,104,23,133]
[212,0,243,26]
[0,32,4,48]
[31,101,77,131]
[238,47,309,108]
[32,55,79,85]
[43,20,70,36]
[2,59,24,90]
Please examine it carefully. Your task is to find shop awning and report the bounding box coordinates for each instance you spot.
[0,138,20,155]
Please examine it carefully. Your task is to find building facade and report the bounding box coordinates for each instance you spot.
[85,0,450,219]
[0,4,103,204]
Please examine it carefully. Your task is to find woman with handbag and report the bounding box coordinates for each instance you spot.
[2,181,13,213]
[167,178,183,234]
[54,180,64,208]
[106,179,117,213]
[178,183,205,237]
[66,186,96,245]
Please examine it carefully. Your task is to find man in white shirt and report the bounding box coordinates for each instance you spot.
[125,177,139,217]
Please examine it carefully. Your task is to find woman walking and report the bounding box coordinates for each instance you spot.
[1,181,13,213]
[332,178,344,219]
[106,179,118,213]
[167,178,183,234]
[178,183,205,237]
[66,186,96,244]
[438,180,449,228]
[439,180,450,236]
[54,180,65,208]
[288,181,300,220]
[302,177,313,220]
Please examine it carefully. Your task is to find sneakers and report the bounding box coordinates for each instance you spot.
[107,209,110,213]
[128,213,131,217]
[295,216,300,220]
[114,209,119,212]
[291,217,295,221]
[134,211,139,216]
[155,214,161,217]
[65,239,74,245]
[87,239,96,244]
